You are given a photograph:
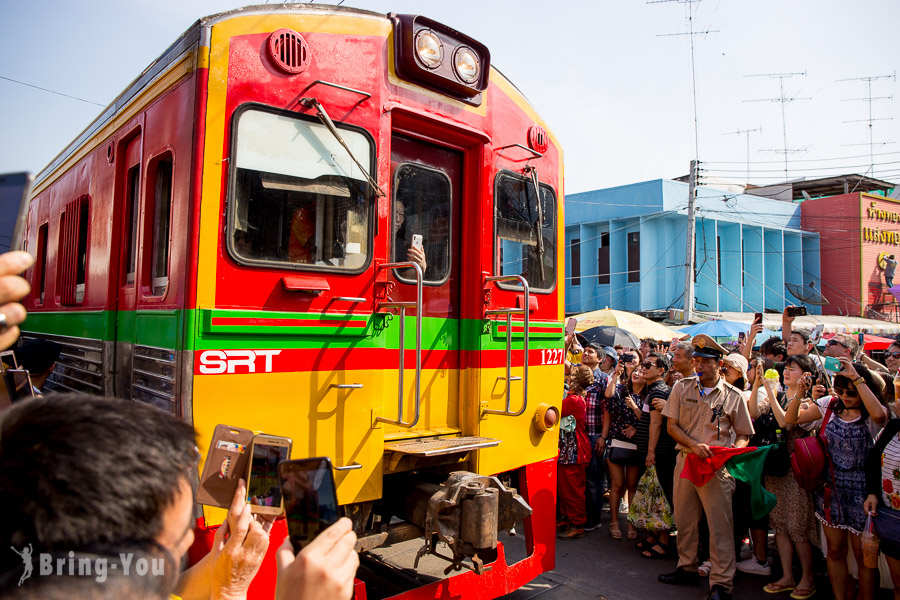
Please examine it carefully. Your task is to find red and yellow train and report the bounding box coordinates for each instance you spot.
[21,5,564,598]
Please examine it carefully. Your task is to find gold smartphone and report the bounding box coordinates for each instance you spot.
[246,434,293,515]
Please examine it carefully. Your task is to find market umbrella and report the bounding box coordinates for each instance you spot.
[572,308,678,341]
[577,326,640,348]
[676,319,749,340]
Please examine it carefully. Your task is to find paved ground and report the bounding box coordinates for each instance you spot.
[361,512,898,599]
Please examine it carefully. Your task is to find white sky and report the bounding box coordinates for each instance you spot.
[1,0,898,193]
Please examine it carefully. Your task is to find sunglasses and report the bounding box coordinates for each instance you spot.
[833,385,859,398]
[826,340,850,349]
[886,352,900,359]
[641,361,659,370]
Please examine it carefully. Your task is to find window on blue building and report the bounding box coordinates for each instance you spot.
[598,232,610,284]
[627,232,640,283]
[571,238,581,286]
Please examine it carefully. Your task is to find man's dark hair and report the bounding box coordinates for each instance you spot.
[0,394,197,575]
[759,337,787,361]
[14,339,62,374]
[791,328,812,344]
[646,352,671,372]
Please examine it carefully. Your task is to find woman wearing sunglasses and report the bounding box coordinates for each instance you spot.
[884,341,900,376]
[786,359,889,600]
[754,355,819,598]
[602,350,645,540]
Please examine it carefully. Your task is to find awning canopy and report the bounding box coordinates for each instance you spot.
[678,311,900,337]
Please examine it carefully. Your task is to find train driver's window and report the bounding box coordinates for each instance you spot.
[392,164,452,285]
[228,107,373,272]
[494,171,556,292]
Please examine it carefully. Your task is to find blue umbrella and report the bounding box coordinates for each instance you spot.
[676,319,749,340]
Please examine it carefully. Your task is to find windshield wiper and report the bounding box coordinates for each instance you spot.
[299,97,386,197]
[524,165,545,281]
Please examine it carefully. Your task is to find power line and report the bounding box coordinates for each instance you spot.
[0,75,104,107]
[703,150,900,165]
[838,72,896,177]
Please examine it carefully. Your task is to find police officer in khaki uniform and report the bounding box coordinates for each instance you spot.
[658,334,754,600]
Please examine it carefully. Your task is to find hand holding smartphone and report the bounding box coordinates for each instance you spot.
[411,234,423,251]
[278,458,339,552]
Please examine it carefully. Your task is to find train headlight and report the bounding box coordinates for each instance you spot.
[533,403,560,432]
[453,46,479,83]
[415,30,443,69]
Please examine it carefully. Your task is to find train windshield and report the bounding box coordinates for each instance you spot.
[229,107,373,270]
[495,171,556,291]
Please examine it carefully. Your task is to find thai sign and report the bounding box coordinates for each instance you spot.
[864,201,900,246]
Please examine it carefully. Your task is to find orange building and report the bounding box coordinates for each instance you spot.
[801,188,900,319]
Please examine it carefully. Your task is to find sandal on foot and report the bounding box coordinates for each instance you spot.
[608,526,623,540]
[635,536,657,550]
[698,561,712,577]
[626,528,638,540]
[789,588,815,600]
[641,545,667,559]
[763,583,795,594]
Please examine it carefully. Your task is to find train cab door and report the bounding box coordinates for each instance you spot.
[113,135,142,398]
[387,134,462,435]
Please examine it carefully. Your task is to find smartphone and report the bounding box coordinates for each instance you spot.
[246,434,293,515]
[411,234,423,251]
[196,425,254,508]
[738,332,746,344]
[620,353,634,363]
[565,317,577,336]
[858,332,865,346]
[785,306,807,318]
[754,312,763,325]
[824,357,842,373]
[278,458,339,552]
[810,324,825,344]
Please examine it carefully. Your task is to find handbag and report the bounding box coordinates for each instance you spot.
[608,438,643,466]
[790,399,835,491]
[627,466,675,533]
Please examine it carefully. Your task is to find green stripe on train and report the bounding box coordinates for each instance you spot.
[22,309,563,352]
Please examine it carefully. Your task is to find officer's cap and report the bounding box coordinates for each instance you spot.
[691,334,727,359]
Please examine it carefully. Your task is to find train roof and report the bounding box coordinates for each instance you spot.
[34,4,538,187]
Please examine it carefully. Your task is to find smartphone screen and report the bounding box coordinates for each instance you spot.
[754,312,763,325]
[279,458,339,552]
[247,440,291,509]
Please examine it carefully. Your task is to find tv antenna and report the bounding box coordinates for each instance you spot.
[838,72,895,177]
[744,71,809,180]
[722,127,762,183]
[650,0,718,163]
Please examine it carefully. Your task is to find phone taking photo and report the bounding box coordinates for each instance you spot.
[246,434,292,515]
[824,357,842,373]
[411,234,423,251]
[786,306,807,318]
[278,458,339,552]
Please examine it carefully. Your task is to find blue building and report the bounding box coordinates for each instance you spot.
[565,179,822,316]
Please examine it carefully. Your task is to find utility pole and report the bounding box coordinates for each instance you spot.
[683,160,698,324]
[838,72,895,177]
[722,127,761,183]
[745,72,808,179]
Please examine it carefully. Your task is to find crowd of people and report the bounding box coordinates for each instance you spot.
[0,250,358,600]
[562,308,900,600]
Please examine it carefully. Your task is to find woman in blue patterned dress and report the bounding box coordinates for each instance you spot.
[786,358,888,600]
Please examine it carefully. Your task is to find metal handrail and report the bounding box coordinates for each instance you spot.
[375,262,423,428]
[483,275,530,417]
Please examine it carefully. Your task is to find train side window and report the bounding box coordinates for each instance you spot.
[58,196,89,305]
[494,171,556,292]
[35,223,48,305]
[392,164,452,285]
[228,106,373,272]
[124,164,140,285]
[146,155,173,296]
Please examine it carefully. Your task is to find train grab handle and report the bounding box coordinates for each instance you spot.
[483,274,529,417]
[375,262,423,428]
